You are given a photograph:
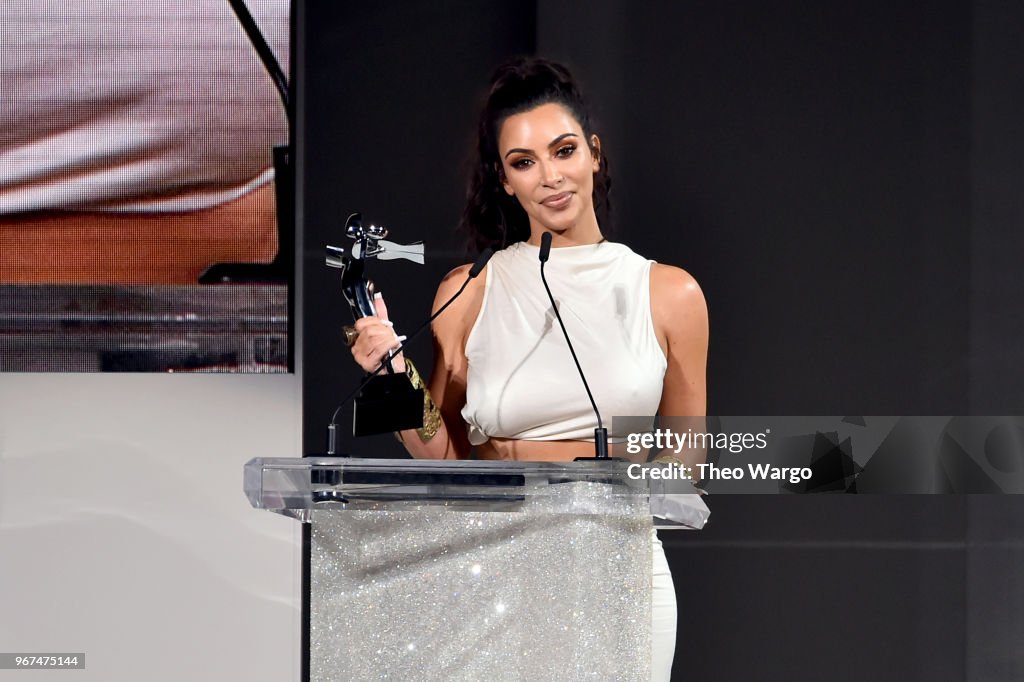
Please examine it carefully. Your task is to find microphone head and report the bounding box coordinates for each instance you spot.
[468,247,494,278]
[539,232,552,263]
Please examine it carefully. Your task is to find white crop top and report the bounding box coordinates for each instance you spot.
[461,241,667,444]
[1,0,288,214]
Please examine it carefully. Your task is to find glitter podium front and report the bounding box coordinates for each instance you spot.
[245,458,709,682]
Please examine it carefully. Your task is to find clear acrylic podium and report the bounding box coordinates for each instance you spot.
[245,457,709,682]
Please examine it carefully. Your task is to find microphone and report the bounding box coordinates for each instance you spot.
[468,247,493,278]
[537,233,610,459]
[539,232,552,263]
[327,247,494,452]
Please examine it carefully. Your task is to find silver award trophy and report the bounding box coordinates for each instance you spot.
[326,212,426,436]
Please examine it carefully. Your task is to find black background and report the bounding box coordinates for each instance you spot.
[300,2,1024,679]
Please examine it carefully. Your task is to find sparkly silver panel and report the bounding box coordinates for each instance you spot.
[311,482,652,682]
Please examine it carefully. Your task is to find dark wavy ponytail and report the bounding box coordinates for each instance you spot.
[459,57,612,254]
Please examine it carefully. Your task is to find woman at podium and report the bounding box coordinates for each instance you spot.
[349,56,709,681]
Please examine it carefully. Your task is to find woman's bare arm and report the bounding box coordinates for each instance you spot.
[651,263,710,469]
[364,262,483,458]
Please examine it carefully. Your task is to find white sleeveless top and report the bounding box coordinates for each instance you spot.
[0,0,288,214]
[461,241,667,444]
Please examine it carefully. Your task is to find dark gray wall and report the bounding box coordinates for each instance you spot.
[970,0,1024,414]
[299,2,1024,680]
[539,0,975,416]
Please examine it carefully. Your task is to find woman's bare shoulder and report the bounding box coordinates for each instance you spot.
[650,263,706,315]
[434,263,475,298]
[432,263,488,343]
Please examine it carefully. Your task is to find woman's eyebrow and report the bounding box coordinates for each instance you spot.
[503,133,579,159]
[547,132,578,147]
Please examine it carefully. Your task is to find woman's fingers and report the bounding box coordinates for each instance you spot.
[360,327,404,360]
[369,292,406,371]
[373,291,390,321]
[348,311,405,373]
[357,332,407,373]
[353,316,392,332]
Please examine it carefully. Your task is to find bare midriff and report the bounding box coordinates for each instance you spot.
[0,183,278,284]
[476,436,636,461]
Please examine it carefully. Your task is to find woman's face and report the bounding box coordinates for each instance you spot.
[497,102,601,237]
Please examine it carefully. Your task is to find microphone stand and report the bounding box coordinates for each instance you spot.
[537,233,612,460]
[201,0,293,285]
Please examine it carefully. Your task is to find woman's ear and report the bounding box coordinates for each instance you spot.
[498,166,514,195]
[590,134,602,172]
[493,163,512,193]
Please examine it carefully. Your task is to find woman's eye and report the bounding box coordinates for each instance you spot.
[556,145,576,157]
[511,158,533,170]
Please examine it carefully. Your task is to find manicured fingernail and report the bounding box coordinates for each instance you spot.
[374,292,383,300]
[395,335,407,343]
[382,320,394,327]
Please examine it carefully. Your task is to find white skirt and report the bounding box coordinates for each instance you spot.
[652,531,677,682]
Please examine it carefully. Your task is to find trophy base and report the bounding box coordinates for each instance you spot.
[353,372,424,437]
